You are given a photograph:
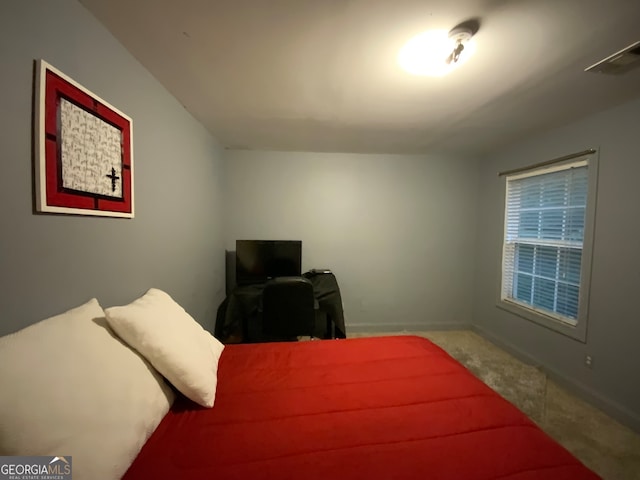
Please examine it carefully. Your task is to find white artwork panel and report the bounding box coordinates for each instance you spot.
[60,98,123,198]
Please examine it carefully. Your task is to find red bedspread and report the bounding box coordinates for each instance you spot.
[124,335,599,479]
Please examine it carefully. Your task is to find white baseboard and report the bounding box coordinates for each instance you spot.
[471,324,640,434]
[347,322,470,334]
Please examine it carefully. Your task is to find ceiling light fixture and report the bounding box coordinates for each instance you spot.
[446,27,473,65]
[398,19,480,77]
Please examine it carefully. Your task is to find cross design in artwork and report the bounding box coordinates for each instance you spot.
[106,167,120,192]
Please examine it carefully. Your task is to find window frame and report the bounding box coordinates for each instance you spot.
[497,152,599,342]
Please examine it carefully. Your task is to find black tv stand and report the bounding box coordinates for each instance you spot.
[215,270,346,343]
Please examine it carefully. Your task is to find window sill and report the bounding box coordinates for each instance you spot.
[497,299,587,343]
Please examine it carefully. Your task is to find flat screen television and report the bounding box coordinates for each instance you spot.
[235,240,302,285]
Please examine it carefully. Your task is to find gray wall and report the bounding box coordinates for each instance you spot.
[0,0,225,335]
[472,96,640,430]
[223,150,479,331]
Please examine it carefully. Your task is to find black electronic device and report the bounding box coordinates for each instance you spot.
[235,240,302,285]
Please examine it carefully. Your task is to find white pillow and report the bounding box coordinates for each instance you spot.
[104,288,225,408]
[0,298,175,480]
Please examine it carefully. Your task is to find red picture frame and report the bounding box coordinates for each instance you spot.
[34,60,134,218]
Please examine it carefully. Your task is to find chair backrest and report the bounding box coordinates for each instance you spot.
[261,276,315,339]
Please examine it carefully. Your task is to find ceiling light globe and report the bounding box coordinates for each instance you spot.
[398,29,476,77]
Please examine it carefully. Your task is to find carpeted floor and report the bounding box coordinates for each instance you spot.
[348,330,640,480]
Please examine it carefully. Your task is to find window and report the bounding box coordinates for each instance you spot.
[499,153,597,341]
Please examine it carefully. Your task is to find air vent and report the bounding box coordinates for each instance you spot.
[585,40,640,75]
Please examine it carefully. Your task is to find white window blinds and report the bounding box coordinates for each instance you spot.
[501,160,589,325]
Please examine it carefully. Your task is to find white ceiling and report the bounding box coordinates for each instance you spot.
[79,0,640,156]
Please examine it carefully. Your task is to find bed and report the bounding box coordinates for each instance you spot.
[0,290,599,479]
[124,335,599,480]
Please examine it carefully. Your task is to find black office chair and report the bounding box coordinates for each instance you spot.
[260,276,316,342]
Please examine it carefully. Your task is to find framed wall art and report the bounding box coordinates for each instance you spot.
[34,60,134,218]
